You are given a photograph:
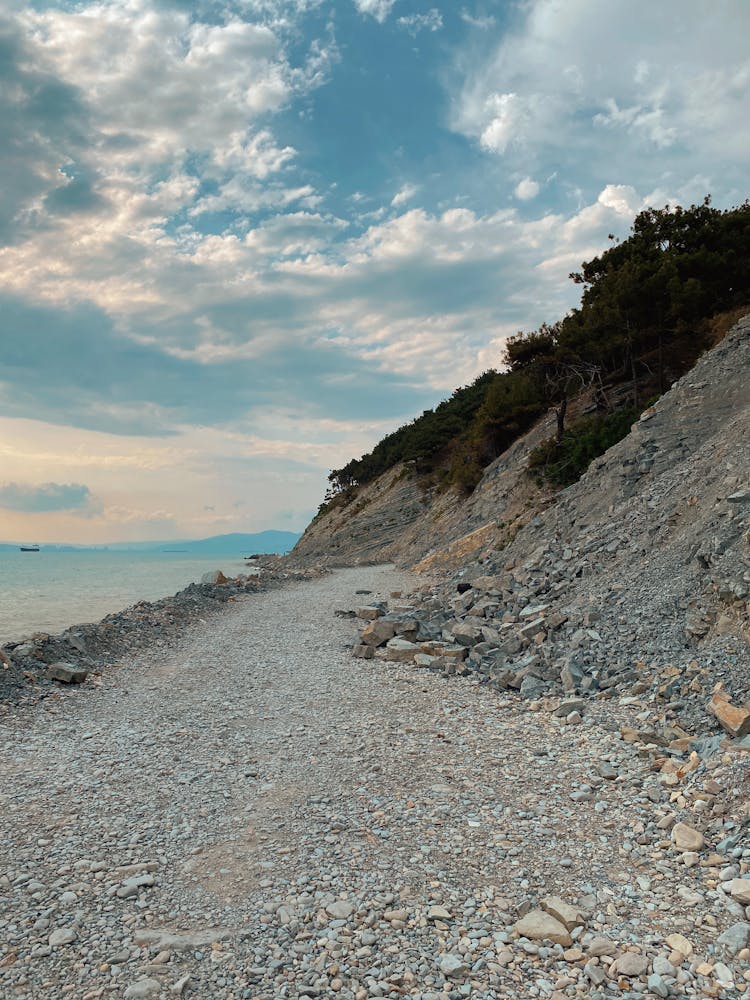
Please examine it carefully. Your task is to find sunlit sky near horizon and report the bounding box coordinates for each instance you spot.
[1,0,748,543]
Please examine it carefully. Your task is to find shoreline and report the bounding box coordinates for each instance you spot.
[0,555,323,707]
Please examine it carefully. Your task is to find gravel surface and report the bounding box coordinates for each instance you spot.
[2,565,750,999]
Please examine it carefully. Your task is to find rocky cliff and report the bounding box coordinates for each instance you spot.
[337,315,750,996]
[294,314,750,583]
[292,398,560,570]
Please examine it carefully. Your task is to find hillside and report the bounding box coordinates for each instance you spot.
[293,199,750,569]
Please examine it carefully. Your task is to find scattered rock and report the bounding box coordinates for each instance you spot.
[708,685,750,738]
[514,910,572,947]
[124,980,162,998]
[613,952,649,977]
[47,662,88,684]
[672,822,704,852]
[438,954,468,978]
[48,928,77,947]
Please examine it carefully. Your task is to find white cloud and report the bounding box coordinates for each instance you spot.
[453,0,750,202]
[5,0,336,250]
[479,92,526,154]
[514,177,540,201]
[353,0,397,23]
[391,183,419,207]
[396,9,443,36]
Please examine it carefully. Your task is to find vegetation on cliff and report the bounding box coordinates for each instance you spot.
[323,198,750,508]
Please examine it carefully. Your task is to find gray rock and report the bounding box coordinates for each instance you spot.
[647,972,669,997]
[48,927,77,947]
[614,952,649,977]
[47,662,88,684]
[361,618,396,646]
[553,698,586,717]
[384,637,420,662]
[716,921,750,956]
[439,954,468,978]
[519,675,548,699]
[352,643,374,659]
[124,980,162,998]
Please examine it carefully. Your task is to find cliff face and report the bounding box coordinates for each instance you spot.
[294,315,750,588]
[292,404,560,570]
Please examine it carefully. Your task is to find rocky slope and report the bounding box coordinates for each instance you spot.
[291,405,560,571]
[346,313,750,704]
[295,315,750,581]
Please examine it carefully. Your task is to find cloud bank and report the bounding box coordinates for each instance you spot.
[0,0,747,541]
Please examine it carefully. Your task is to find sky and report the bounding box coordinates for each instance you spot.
[0,0,748,543]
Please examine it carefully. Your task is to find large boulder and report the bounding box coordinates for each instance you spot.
[385,638,420,663]
[361,620,397,647]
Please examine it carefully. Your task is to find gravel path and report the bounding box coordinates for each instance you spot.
[1,566,748,999]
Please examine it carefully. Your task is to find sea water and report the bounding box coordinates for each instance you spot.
[0,549,250,644]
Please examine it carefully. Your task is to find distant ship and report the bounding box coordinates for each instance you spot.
[20,545,40,552]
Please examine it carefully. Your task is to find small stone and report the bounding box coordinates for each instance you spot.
[672,822,704,852]
[614,952,649,977]
[664,933,693,958]
[584,962,606,986]
[124,980,161,999]
[716,922,750,956]
[540,896,585,931]
[427,905,452,921]
[587,937,617,957]
[652,956,675,976]
[713,962,735,988]
[439,954,468,978]
[49,928,77,947]
[384,637,420,662]
[647,973,669,997]
[170,975,191,996]
[727,879,750,905]
[47,662,88,684]
[326,900,355,920]
[355,606,382,621]
[352,644,374,659]
[553,699,586,718]
[360,620,396,647]
[708,687,750,738]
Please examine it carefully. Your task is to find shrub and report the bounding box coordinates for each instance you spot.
[528,408,639,487]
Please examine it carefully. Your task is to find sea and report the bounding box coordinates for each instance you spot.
[0,549,251,644]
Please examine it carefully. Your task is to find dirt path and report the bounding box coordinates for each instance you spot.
[0,567,744,999]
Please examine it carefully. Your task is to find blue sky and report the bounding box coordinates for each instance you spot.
[1,0,748,542]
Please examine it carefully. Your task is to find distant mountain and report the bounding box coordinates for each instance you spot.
[0,531,300,554]
[132,531,301,554]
